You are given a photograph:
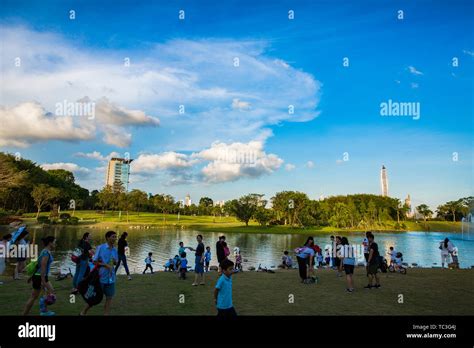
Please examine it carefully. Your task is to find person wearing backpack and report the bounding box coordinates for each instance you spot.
[81,231,118,316]
[23,236,56,316]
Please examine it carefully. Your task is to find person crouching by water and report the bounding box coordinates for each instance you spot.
[71,232,92,294]
[23,236,56,316]
[81,231,118,316]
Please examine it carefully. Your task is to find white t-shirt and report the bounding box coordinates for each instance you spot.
[363,238,369,254]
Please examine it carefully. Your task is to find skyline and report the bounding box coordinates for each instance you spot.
[0,0,473,209]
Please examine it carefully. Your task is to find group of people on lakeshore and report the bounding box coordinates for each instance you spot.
[0,225,462,316]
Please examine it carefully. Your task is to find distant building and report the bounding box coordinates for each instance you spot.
[214,200,225,207]
[405,194,414,218]
[106,158,133,192]
[380,165,389,197]
[184,194,192,207]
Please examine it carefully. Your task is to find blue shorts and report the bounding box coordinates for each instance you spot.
[195,256,204,274]
[101,282,116,298]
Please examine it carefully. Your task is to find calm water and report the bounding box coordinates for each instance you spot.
[1,226,473,275]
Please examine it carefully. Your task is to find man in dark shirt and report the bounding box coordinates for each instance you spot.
[115,232,132,280]
[216,235,226,273]
[365,232,381,289]
[190,235,205,286]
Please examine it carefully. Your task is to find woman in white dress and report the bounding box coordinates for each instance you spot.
[439,238,454,268]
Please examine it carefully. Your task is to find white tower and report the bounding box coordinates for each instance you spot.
[380,165,389,197]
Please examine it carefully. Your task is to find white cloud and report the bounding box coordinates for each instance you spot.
[306,161,315,168]
[0,97,157,148]
[231,98,251,110]
[196,141,283,183]
[463,50,474,57]
[41,162,91,176]
[408,66,423,76]
[0,102,94,147]
[285,164,296,171]
[132,152,196,174]
[74,151,121,162]
[411,82,419,89]
[0,25,321,150]
[129,140,283,184]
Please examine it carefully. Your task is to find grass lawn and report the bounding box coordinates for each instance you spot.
[19,211,463,234]
[1,268,472,315]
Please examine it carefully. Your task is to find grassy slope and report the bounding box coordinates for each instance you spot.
[1,268,472,315]
[19,211,463,233]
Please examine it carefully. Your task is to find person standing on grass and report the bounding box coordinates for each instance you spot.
[81,231,118,316]
[362,231,371,274]
[190,234,205,286]
[329,235,335,268]
[216,235,226,273]
[13,230,29,280]
[340,237,355,293]
[439,238,454,268]
[115,232,132,280]
[204,246,211,272]
[214,258,237,317]
[23,236,56,316]
[0,234,12,285]
[334,236,343,277]
[179,252,188,279]
[72,232,92,294]
[364,232,381,289]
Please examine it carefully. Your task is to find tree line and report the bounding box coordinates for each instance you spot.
[0,152,472,227]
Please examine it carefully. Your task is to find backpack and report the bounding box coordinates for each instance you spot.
[26,250,51,276]
[78,266,103,307]
[25,260,39,276]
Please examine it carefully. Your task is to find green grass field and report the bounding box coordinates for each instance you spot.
[1,268,472,315]
[20,210,463,234]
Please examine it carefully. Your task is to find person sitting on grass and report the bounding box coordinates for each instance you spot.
[394,252,404,271]
[204,246,212,272]
[143,252,155,274]
[281,250,293,269]
[23,236,56,316]
[214,258,237,317]
[364,232,381,289]
[179,252,188,280]
[340,237,355,293]
[81,231,118,316]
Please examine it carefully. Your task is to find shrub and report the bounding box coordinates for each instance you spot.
[59,213,71,220]
[37,216,51,224]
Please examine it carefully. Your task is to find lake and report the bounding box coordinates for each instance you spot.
[1,226,473,275]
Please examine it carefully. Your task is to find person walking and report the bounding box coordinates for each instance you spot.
[23,236,56,316]
[72,232,92,294]
[81,231,118,316]
[115,232,132,280]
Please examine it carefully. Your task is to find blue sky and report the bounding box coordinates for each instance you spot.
[0,0,472,210]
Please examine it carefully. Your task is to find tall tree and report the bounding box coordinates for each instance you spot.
[32,184,60,218]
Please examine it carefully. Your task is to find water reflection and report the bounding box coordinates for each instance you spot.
[0,226,472,275]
